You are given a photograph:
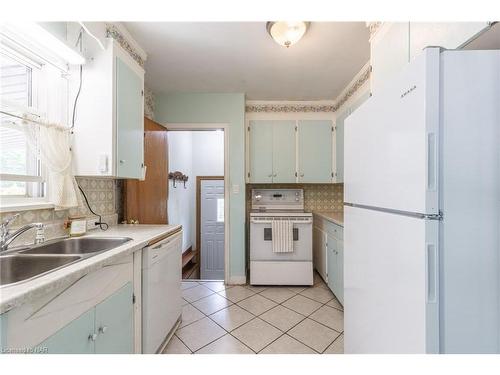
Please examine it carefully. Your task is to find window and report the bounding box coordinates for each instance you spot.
[216,198,224,222]
[0,51,45,203]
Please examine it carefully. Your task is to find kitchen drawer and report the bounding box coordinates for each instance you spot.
[314,216,343,240]
[325,221,343,240]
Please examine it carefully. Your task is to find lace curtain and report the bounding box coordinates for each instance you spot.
[23,120,80,209]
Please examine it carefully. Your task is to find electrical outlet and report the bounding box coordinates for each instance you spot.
[86,219,99,231]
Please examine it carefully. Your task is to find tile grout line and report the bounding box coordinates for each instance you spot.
[172,333,193,354]
[322,331,344,354]
[254,289,339,354]
[175,276,343,355]
[194,310,257,354]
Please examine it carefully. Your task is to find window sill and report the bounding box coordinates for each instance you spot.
[0,201,54,213]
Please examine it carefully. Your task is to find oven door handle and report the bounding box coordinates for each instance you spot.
[250,218,312,224]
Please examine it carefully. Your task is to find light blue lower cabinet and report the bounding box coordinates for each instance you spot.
[326,229,344,306]
[39,309,95,354]
[94,282,134,354]
[327,233,337,292]
[335,241,344,305]
[37,282,134,354]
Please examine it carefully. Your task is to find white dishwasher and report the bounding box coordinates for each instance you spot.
[142,230,182,353]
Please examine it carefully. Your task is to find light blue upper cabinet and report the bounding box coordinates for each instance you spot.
[297,120,333,183]
[272,121,296,183]
[249,121,274,183]
[335,112,347,183]
[39,309,95,354]
[94,282,134,354]
[72,40,145,177]
[116,57,144,179]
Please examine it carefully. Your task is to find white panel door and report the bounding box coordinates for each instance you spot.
[200,180,225,280]
[344,205,439,353]
[344,48,439,214]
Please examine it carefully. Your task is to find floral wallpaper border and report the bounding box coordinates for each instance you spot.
[245,67,371,113]
[367,22,383,38]
[332,65,371,111]
[105,24,145,68]
[245,104,336,113]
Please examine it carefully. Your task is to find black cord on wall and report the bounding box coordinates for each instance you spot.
[77,184,109,231]
[70,29,84,132]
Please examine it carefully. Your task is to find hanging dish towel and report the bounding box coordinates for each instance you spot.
[271,219,294,253]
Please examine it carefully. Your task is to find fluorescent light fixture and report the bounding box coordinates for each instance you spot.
[266,21,310,48]
[6,22,85,65]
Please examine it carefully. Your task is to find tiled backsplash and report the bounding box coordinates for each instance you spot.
[246,183,344,212]
[0,177,123,247]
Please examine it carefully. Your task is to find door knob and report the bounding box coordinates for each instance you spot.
[300,173,304,177]
[268,174,273,177]
[99,326,108,334]
[88,333,97,341]
[273,173,277,177]
[119,160,125,164]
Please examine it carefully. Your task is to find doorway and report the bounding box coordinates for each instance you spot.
[197,177,224,280]
[165,124,228,282]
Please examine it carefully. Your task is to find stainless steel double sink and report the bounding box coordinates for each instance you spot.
[0,237,132,287]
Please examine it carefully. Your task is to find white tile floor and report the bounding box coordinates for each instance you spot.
[163,273,344,354]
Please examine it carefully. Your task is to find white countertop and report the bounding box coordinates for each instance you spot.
[0,224,181,314]
[313,211,344,227]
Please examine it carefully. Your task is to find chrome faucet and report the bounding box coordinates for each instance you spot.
[0,214,45,252]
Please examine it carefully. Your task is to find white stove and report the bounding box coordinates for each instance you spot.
[249,189,313,285]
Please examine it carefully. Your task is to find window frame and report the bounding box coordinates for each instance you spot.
[0,41,67,212]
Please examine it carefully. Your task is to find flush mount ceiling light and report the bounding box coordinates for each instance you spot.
[266,21,310,48]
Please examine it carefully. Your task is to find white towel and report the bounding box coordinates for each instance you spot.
[271,219,294,253]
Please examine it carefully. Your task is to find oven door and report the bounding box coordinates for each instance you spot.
[249,217,312,261]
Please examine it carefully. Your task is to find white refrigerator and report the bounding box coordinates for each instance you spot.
[344,48,500,353]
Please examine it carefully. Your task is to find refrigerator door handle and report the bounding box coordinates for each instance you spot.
[427,132,437,191]
[426,243,438,303]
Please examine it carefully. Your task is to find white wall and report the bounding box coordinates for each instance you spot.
[167,130,224,253]
[192,131,224,176]
[167,131,194,252]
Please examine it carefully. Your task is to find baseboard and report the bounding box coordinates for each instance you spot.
[227,275,247,285]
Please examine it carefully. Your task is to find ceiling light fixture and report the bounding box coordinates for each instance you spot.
[266,21,310,48]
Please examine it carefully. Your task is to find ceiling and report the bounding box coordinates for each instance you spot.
[124,22,370,100]
[464,22,500,50]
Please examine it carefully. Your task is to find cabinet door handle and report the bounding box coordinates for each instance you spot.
[88,333,97,341]
[98,326,108,334]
